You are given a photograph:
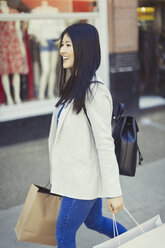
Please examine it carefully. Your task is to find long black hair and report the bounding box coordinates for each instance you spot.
[55,22,101,114]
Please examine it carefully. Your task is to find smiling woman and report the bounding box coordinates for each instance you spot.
[48,22,127,248]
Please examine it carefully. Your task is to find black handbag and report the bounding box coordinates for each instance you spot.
[112,103,143,176]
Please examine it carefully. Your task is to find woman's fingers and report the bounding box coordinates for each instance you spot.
[107,196,124,214]
[108,202,114,214]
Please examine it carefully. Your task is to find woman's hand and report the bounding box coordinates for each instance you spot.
[107,196,124,214]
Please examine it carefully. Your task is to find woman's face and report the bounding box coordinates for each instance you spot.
[60,34,74,69]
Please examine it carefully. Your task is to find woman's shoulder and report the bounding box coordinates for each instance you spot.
[89,76,112,101]
[86,77,113,114]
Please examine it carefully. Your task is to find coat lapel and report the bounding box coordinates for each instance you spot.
[54,102,72,143]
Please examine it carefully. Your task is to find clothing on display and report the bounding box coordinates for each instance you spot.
[0,8,28,75]
[0,77,5,103]
[28,5,66,41]
[24,28,34,100]
[27,2,65,100]
[40,39,58,52]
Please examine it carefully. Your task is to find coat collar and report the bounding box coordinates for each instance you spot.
[54,102,72,143]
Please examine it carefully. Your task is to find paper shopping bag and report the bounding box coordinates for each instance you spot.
[93,215,165,248]
[15,184,62,246]
[120,224,165,248]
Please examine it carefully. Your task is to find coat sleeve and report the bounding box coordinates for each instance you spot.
[86,83,122,198]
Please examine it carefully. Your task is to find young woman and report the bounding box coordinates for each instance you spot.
[48,23,127,248]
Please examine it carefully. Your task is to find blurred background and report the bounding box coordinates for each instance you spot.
[0,0,165,247]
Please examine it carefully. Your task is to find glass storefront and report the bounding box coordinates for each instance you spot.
[138,1,165,105]
[0,0,108,121]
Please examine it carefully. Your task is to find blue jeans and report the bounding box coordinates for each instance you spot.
[55,196,127,248]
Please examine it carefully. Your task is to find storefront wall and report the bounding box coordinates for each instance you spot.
[108,0,138,53]
[108,0,140,115]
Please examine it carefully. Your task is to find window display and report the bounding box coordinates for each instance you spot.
[0,0,99,113]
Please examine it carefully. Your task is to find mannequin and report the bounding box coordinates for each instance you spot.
[28,1,66,100]
[0,0,28,105]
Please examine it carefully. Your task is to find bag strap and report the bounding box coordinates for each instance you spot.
[84,102,125,125]
[113,214,121,245]
[83,106,91,126]
[123,207,145,233]
[114,103,125,120]
[113,207,145,245]
[83,80,103,125]
[137,144,143,165]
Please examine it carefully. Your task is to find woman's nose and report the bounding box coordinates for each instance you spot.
[60,45,66,55]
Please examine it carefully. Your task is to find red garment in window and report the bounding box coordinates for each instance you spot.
[0,8,28,75]
[0,77,6,104]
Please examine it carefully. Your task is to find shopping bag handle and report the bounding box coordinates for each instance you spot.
[113,214,121,245]
[123,207,145,233]
[113,207,145,245]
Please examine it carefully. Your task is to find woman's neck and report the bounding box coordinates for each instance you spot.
[0,1,9,13]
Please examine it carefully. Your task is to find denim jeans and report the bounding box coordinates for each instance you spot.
[55,196,127,248]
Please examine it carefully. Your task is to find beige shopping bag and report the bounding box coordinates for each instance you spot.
[15,184,62,246]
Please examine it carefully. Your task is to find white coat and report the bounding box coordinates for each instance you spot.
[48,81,122,199]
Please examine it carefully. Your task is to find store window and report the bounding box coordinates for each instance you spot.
[137,2,165,106]
[0,0,108,121]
